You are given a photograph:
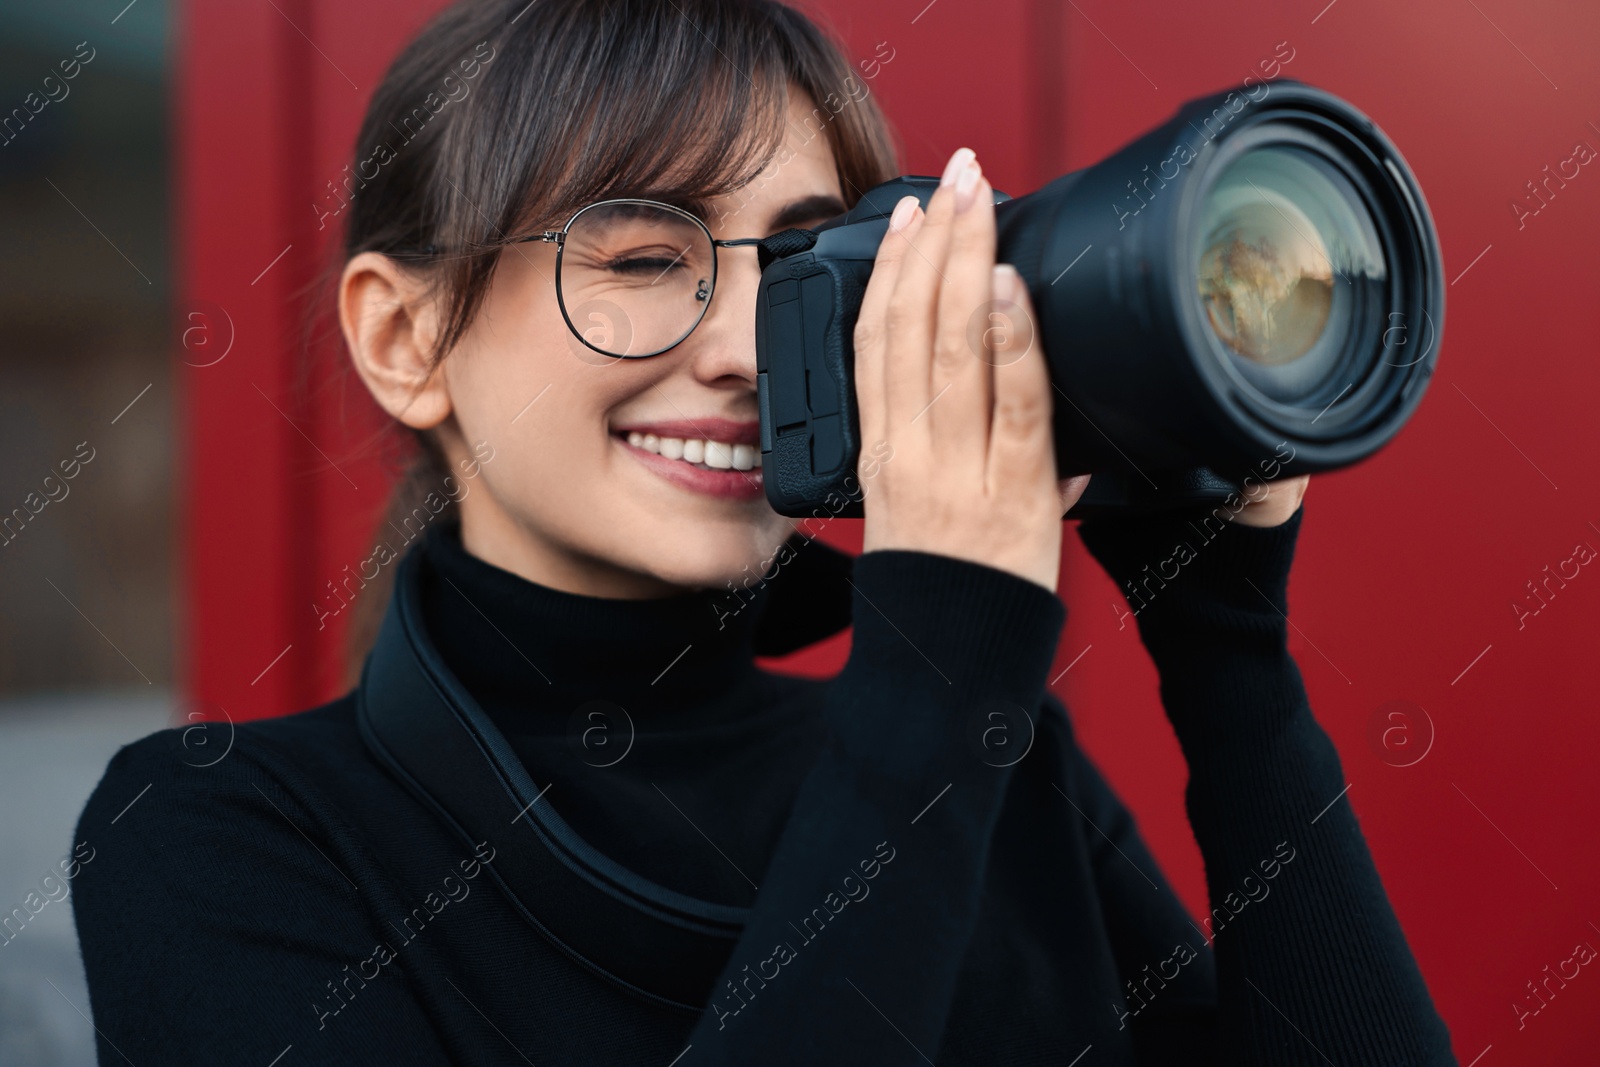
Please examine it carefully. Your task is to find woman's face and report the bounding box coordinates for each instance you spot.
[436,91,847,597]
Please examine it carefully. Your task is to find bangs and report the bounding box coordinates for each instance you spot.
[511,8,795,227]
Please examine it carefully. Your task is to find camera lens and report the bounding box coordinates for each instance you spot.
[1195,145,1386,405]
[994,81,1441,488]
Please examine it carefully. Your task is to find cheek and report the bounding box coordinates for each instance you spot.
[449,267,597,423]
[443,276,629,512]
[444,261,792,588]
[445,257,654,468]
[452,353,629,508]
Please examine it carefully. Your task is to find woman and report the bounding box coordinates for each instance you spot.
[72,0,1457,1063]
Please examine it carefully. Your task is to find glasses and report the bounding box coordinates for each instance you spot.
[513,198,766,360]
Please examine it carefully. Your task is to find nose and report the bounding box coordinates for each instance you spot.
[678,243,763,388]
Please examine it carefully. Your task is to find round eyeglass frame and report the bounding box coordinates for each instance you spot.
[513,197,765,360]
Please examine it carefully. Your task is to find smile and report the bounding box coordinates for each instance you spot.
[625,431,758,471]
[611,419,765,502]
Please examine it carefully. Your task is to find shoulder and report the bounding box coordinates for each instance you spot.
[71,692,400,909]
[79,693,366,822]
[70,692,407,976]
[69,696,463,1060]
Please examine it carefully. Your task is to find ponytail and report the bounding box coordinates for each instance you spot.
[341,428,452,689]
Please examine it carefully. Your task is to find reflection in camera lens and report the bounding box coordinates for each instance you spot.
[1196,147,1386,404]
[1197,190,1332,366]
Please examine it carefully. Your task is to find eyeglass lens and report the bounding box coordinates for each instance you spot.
[558,202,715,358]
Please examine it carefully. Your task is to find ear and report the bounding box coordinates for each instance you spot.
[340,251,452,430]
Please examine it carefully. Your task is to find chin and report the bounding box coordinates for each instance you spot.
[628,522,789,594]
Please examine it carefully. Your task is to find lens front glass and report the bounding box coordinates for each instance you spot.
[1196,146,1385,403]
[558,201,715,357]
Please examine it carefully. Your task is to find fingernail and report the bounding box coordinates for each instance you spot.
[889,194,919,232]
[992,263,1018,303]
[954,160,982,213]
[940,146,976,187]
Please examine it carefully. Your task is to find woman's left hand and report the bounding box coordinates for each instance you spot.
[1231,474,1311,528]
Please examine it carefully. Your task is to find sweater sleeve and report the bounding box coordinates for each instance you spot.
[70,730,454,1067]
[683,549,1066,1065]
[1076,503,1457,1067]
[1050,716,1221,1055]
[750,534,855,657]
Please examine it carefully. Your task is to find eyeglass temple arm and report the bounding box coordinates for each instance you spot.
[729,228,819,271]
[506,228,816,266]
[508,235,766,247]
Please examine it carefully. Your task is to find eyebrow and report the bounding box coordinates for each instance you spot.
[640,191,849,235]
[765,194,848,233]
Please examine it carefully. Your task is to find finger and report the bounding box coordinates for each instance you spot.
[1232,474,1310,528]
[928,164,997,472]
[884,147,972,429]
[984,264,1055,495]
[1058,474,1092,516]
[853,195,923,451]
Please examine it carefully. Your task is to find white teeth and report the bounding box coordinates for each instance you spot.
[624,431,757,472]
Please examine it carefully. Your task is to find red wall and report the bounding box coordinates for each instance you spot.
[178,0,1600,1061]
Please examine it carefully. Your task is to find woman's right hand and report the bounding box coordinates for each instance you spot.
[853,148,1091,593]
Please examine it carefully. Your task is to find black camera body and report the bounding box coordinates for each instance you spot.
[753,175,939,520]
[754,81,1444,520]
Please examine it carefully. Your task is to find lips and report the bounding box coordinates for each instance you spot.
[612,417,765,502]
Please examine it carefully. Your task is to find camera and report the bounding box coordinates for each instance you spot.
[753,81,1444,519]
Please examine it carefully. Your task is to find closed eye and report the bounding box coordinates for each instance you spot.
[605,254,689,275]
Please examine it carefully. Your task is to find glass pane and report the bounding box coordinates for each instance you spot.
[559,202,714,356]
[1196,146,1386,403]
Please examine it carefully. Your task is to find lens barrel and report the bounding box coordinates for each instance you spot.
[995,80,1443,493]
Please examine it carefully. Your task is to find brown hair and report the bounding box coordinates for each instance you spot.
[337,0,899,682]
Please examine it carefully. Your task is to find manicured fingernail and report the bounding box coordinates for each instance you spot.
[889,194,919,232]
[954,160,982,213]
[940,146,976,187]
[992,263,1018,303]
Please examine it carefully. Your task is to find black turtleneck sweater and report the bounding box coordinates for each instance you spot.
[70,506,1457,1065]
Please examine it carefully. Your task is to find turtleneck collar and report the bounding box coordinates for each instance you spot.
[416,517,853,717]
